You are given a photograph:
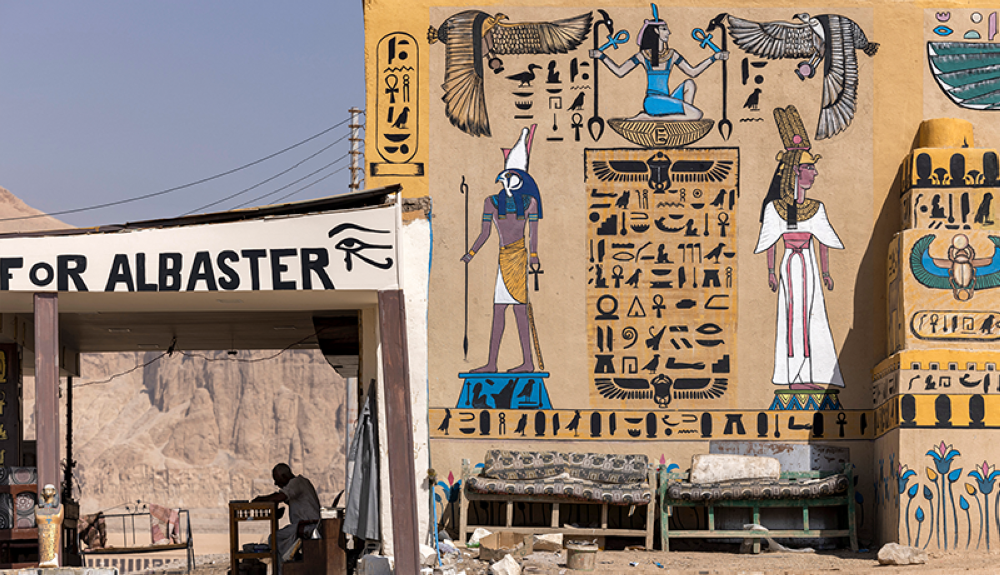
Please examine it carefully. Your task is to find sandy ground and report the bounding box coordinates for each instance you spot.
[514,548,1000,574]
[140,547,1000,575]
[125,529,1000,574]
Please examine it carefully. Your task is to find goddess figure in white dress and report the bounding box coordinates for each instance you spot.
[754,106,844,389]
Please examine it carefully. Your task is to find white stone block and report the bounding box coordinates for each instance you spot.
[420,543,438,566]
[877,542,928,565]
[469,527,492,546]
[489,554,522,575]
[689,454,780,484]
[533,533,563,551]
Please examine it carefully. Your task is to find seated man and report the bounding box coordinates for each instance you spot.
[253,463,321,573]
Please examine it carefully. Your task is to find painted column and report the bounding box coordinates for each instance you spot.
[876,118,1000,550]
[33,293,60,491]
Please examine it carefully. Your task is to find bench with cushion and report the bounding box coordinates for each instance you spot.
[82,506,194,573]
[460,450,655,548]
[658,461,857,553]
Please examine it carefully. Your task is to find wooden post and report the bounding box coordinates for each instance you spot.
[34,293,60,491]
[34,293,60,566]
[377,290,419,573]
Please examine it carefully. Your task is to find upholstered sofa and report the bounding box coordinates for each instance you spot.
[459,450,655,548]
[658,462,857,553]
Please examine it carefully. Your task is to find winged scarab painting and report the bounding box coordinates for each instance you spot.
[910,233,1000,301]
[590,151,735,192]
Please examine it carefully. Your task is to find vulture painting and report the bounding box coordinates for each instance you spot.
[727,13,879,140]
[428,11,592,137]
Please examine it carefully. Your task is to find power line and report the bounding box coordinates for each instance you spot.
[230,152,349,210]
[269,164,351,205]
[72,327,334,387]
[72,351,170,388]
[180,131,351,216]
[0,118,352,223]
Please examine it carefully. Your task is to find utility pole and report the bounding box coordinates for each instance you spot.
[348,108,365,191]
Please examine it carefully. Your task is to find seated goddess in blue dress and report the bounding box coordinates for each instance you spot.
[590,14,728,122]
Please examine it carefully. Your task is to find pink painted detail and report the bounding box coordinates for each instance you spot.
[782,232,812,244]
[782,233,814,358]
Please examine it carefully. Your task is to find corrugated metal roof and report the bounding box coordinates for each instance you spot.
[0,185,400,238]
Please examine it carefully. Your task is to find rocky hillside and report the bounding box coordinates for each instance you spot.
[3,186,348,533]
[0,186,69,234]
[68,350,347,514]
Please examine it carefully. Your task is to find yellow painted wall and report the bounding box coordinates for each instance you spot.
[364,0,1000,548]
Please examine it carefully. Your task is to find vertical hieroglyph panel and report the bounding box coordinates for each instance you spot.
[371,32,424,177]
[585,148,738,410]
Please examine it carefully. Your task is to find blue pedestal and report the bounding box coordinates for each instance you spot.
[768,389,843,411]
[455,372,552,409]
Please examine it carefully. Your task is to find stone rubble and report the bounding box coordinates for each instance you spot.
[488,554,521,575]
[877,542,928,565]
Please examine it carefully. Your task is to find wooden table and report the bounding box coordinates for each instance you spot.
[229,501,279,573]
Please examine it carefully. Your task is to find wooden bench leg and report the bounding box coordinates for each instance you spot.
[661,506,670,552]
[846,462,859,552]
[645,499,654,550]
[459,493,468,544]
[848,497,859,551]
[752,505,761,554]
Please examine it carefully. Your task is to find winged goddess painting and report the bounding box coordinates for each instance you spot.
[727,13,879,140]
[429,11,592,137]
[755,106,844,390]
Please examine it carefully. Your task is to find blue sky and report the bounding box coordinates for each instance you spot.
[0,1,365,227]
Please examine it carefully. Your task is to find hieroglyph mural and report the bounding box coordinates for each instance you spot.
[373,32,423,177]
[586,147,738,409]
[427,4,876,442]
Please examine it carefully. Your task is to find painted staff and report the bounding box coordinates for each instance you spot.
[527,262,545,371]
[461,176,469,360]
[705,13,732,140]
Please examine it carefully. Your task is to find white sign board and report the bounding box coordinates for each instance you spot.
[0,206,398,293]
